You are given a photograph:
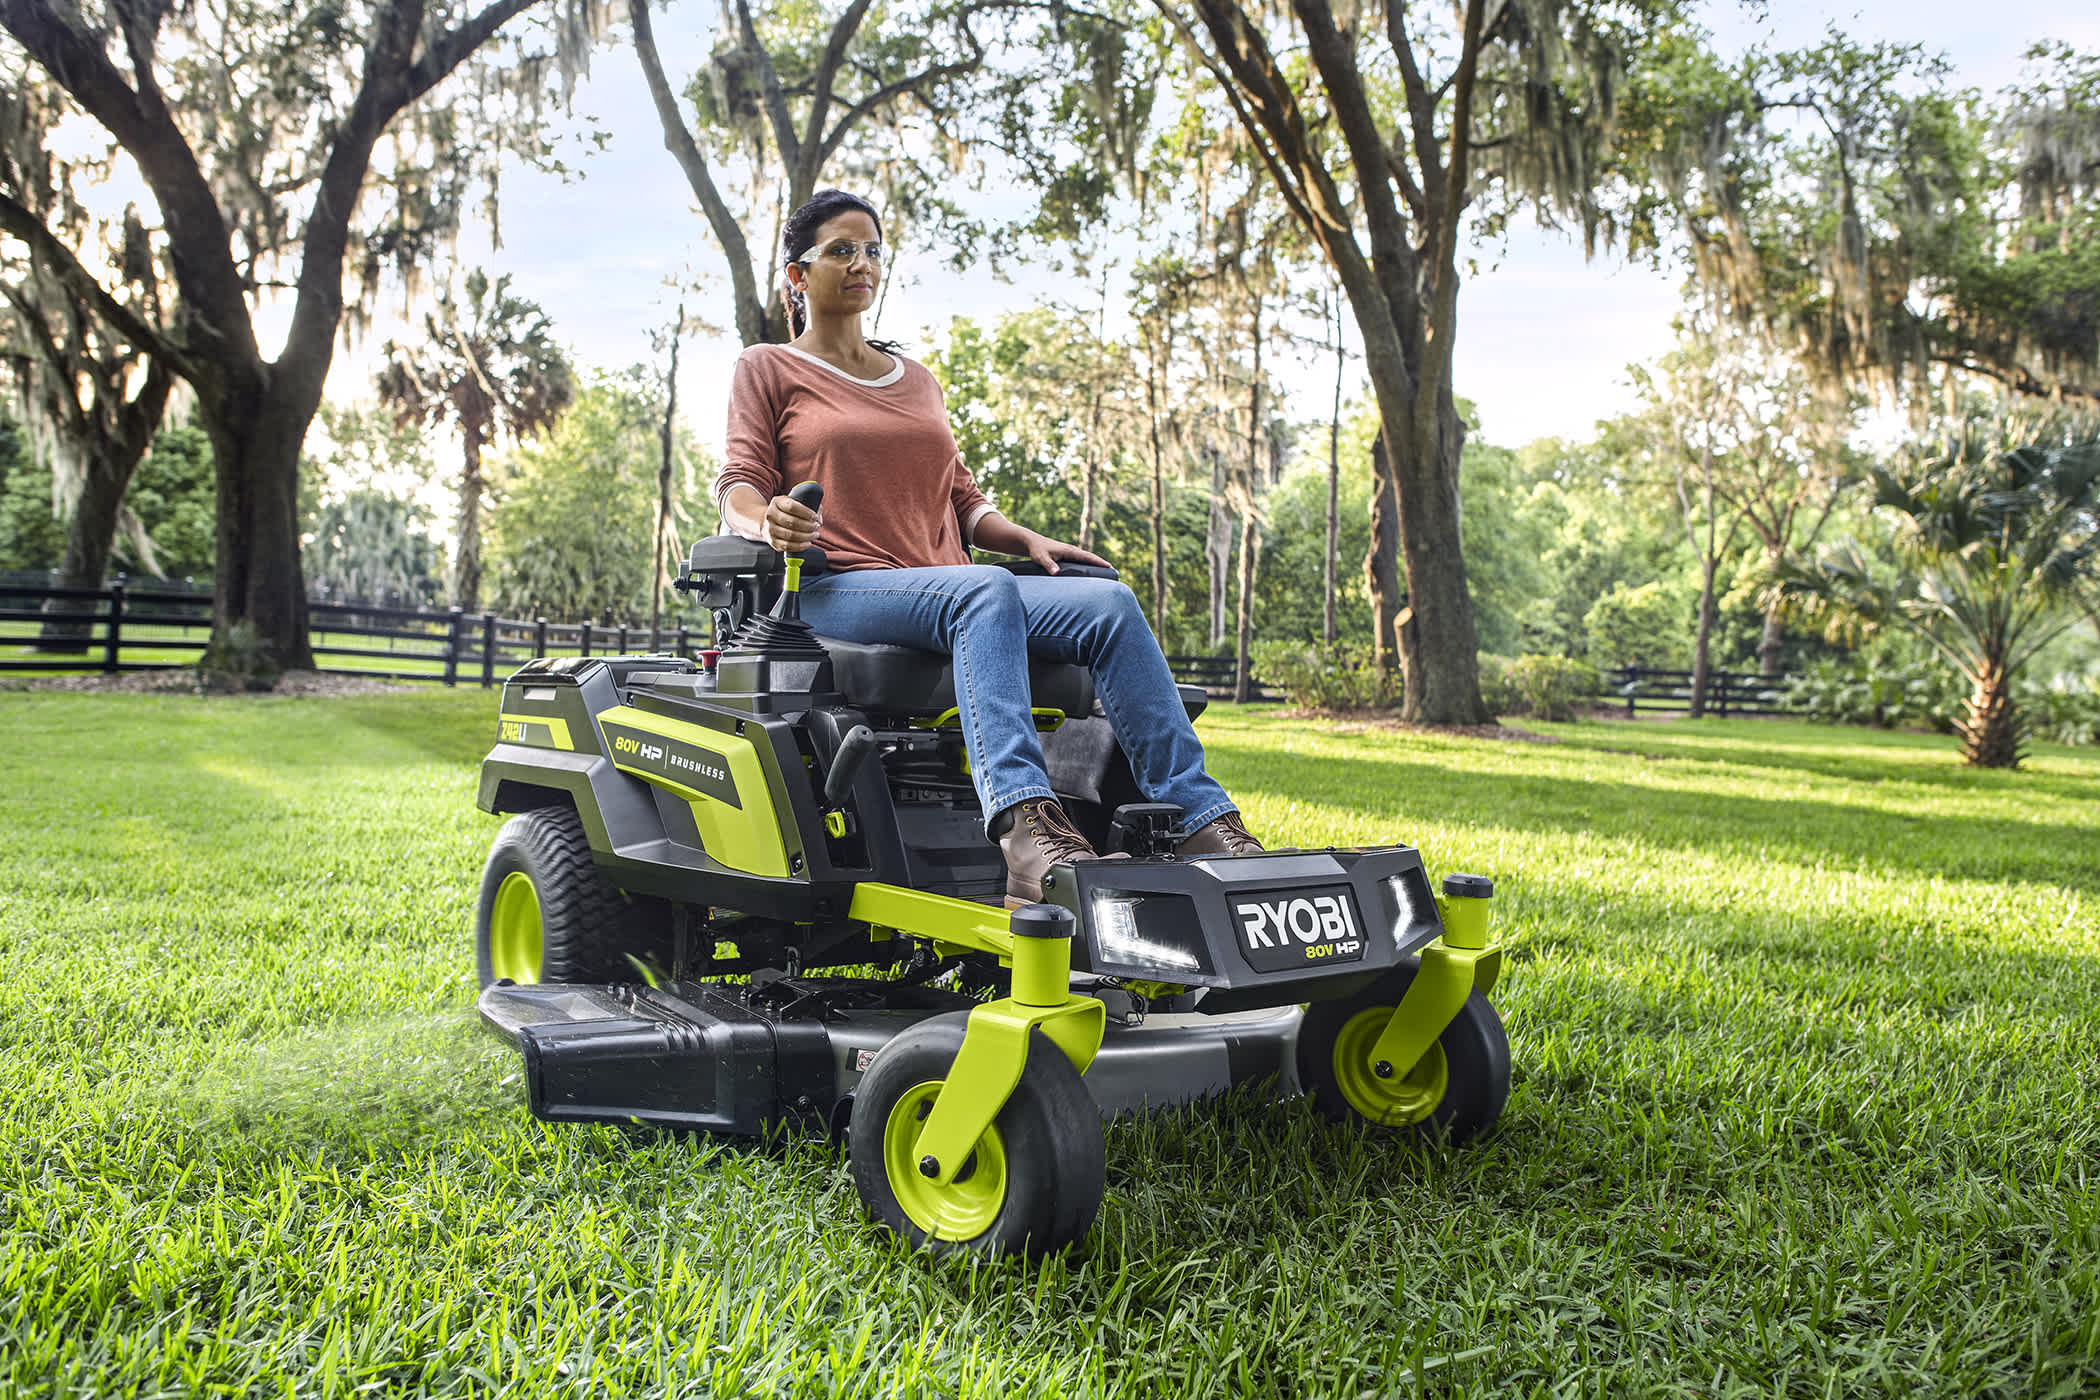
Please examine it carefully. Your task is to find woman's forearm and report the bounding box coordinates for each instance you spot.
[720,483,771,541]
[969,511,1033,555]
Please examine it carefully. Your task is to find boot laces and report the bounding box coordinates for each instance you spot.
[1023,800,1094,860]
[1215,813,1262,853]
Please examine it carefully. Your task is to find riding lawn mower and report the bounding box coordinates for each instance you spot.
[472,483,1510,1258]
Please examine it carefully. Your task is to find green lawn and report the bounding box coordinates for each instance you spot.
[2,695,2095,1398]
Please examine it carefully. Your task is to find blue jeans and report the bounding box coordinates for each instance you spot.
[797,566,1235,837]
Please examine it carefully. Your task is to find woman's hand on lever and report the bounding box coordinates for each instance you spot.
[765,494,822,554]
[722,483,822,554]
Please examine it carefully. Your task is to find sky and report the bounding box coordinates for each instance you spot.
[318,0,2100,464]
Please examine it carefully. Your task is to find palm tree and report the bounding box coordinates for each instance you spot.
[377,270,572,611]
[1774,429,2100,768]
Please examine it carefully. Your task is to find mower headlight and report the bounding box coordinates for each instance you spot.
[1089,894,1202,973]
[1385,873,1422,950]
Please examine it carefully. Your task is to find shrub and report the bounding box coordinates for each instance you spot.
[1478,654,1519,715]
[1503,654,1601,721]
[1249,639,1399,710]
[1780,656,1960,731]
[2025,670,2100,746]
[1583,581,1688,670]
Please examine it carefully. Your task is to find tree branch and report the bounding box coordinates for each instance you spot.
[816,50,980,171]
[800,0,876,183]
[1385,1,1445,197]
[0,0,252,356]
[1416,0,1486,423]
[733,0,804,171]
[0,190,195,378]
[1295,0,1419,355]
[410,0,545,101]
[629,0,767,345]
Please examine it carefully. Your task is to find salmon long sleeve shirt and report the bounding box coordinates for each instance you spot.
[714,343,997,572]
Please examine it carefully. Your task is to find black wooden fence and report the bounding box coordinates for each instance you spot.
[1607,665,1796,717]
[2,577,1281,699]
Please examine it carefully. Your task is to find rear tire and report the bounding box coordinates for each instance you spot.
[849,1011,1105,1259]
[1296,958,1510,1143]
[474,805,670,987]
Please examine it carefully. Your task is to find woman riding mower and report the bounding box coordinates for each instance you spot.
[713,188,1263,906]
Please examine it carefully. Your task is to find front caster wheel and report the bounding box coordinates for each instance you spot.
[1296,957,1510,1142]
[848,1011,1105,1259]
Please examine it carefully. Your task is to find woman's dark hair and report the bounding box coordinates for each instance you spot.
[780,188,900,352]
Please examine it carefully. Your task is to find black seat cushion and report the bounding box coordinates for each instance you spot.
[814,635,1095,718]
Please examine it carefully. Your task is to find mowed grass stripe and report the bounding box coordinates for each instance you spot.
[1,693,2094,1398]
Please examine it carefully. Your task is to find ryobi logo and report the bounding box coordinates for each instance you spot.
[1235,894,1361,957]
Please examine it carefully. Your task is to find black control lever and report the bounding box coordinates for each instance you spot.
[824,724,879,807]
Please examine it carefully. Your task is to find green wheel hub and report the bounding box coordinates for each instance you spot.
[882,1080,1009,1241]
[488,871,545,984]
[1332,1006,1448,1126]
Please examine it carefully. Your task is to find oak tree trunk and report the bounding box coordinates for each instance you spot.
[37,470,127,653]
[452,425,488,612]
[1385,394,1488,723]
[202,373,315,669]
[1688,559,1716,718]
[1364,432,1401,699]
[36,364,175,651]
[1206,445,1229,651]
[1233,499,1259,703]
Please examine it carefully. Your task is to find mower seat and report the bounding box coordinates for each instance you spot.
[814,636,1095,718]
[680,534,1101,719]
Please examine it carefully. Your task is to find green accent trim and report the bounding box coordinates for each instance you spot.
[488,872,544,984]
[909,918,1104,1187]
[912,995,1104,1187]
[784,555,804,593]
[823,810,847,838]
[1009,926,1071,1007]
[1333,1006,1448,1124]
[498,714,573,750]
[1366,940,1499,1084]
[883,1081,1009,1240]
[599,705,790,877]
[847,883,1014,958]
[1434,891,1491,949]
[1433,892,1503,993]
[912,707,1066,732]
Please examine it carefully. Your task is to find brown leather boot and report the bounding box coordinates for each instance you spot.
[998,798,1125,906]
[1177,810,1265,857]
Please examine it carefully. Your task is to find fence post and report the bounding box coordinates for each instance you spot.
[103,580,124,674]
[443,606,462,687]
[1624,666,1637,718]
[534,616,548,659]
[1716,669,1729,719]
[616,623,628,655]
[481,613,498,688]
[580,620,593,658]
[676,621,689,662]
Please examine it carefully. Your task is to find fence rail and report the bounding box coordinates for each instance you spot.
[1607,665,1796,717]
[2,579,1277,700]
[1163,654,1283,703]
